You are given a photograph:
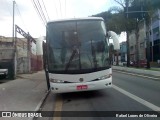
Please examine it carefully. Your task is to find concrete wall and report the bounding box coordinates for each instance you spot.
[17,57,28,73]
[0,48,14,60]
[31,53,37,72]
[37,55,43,71]
[16,38,39,73]
[16,38,29,73]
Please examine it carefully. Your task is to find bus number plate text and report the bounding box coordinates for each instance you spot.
[77,85,88,90]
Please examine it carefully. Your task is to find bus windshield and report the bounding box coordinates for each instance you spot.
[47,19,110,74]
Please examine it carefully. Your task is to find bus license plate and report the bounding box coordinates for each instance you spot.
[77,85,88,90]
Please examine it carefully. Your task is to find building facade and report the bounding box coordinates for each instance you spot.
[150,9,160,62]
[0,36,43,79]
[120,41,127,62]
[128,9,160,67]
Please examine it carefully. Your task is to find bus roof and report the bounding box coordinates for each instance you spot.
[47,17,104,24]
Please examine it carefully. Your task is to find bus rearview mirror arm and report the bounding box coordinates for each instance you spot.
[107,31,120,50]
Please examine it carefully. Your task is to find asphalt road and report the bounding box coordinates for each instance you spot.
[36,71,160,120]
[112,70,160,107]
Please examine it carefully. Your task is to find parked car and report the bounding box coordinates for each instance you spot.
[0,69,8,79]
[130,60,147,68]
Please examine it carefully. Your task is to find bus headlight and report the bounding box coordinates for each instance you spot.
[50,78,64,83]
[98,74,112,80]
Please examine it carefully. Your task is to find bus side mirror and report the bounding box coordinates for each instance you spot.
[107,31,120,50]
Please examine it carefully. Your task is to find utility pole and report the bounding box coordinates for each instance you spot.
[116,51,119,65]
[150,18,154,62]
[126,0,130,67]
[13,0,16,79]
[12,0,15,43]
[135,19,140,67]
[146,19,151,69]
[27,32,31,73]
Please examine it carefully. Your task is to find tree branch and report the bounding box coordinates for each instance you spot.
[114,0,125,8]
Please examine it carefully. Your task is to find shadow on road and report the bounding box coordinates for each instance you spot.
[60,89,111,102]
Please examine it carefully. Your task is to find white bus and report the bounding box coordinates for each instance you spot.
[43,17,119,93]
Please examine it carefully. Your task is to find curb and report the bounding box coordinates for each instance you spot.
[28,90,50,120]
[112,66,160,77]
[114,70,160,80]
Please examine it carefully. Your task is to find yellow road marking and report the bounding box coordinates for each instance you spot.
[53,95,63,120]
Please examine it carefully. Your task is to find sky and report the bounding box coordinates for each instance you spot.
[0,0,126,42]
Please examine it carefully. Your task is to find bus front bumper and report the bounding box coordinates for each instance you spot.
[50,77,112,93]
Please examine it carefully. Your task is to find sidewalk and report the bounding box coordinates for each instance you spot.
[112,66,160,78]
[0,71,49,120]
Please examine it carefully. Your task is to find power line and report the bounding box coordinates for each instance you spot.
[41,0,50,21]
[31,0,51,26]
[31,0,46,26]
[36,0,48,22]
[32,0,45,25]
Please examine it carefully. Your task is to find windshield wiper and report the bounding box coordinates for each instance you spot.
[65,47,78,71]
[91,40,97,69]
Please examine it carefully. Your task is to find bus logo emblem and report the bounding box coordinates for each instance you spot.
[79,78,83,82]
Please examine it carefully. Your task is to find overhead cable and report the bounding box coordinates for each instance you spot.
[41,0,50,21]
[36,0,48,22]
[31,0,46,26]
